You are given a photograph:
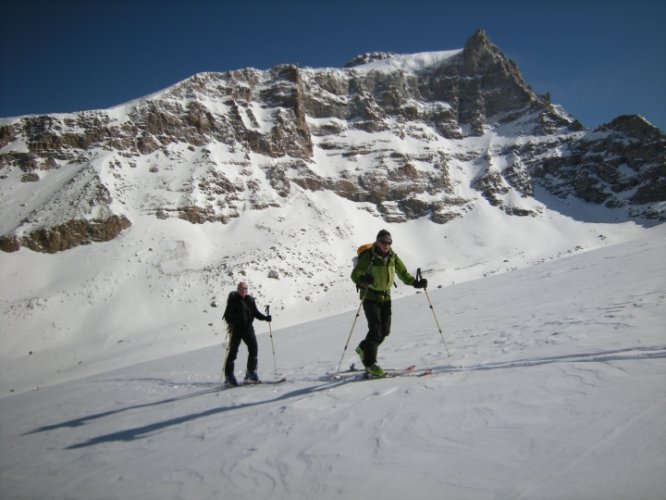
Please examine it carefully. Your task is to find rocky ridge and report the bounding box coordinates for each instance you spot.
[1,30,664,253]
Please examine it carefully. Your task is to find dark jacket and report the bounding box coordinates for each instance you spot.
[351,244,415,302]
[223,292,268,332]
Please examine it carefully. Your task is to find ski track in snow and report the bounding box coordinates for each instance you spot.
[1,228,666,499]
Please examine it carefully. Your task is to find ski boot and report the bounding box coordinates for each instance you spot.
[245,371,260,384]
[225,374,239,387]
[365,364,386,378]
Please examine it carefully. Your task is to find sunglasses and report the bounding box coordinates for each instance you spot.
[378,239,392,245]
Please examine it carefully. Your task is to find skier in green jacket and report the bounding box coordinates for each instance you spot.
[351,229,427,377]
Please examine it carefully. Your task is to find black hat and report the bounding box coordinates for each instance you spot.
[376,229,392,242]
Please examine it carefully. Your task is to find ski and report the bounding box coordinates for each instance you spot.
[329,365,432,380]
[382,365,416,377]
[366,366,433,379]
[223,377,287,389]
[258,377,287,385]
[330,364,413,375]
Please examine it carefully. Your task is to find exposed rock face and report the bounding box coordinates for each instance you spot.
[0,30,664,253]
[0,215,131,253]
[525,115,666,218]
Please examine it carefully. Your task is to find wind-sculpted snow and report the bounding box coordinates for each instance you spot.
[1,226,665,499]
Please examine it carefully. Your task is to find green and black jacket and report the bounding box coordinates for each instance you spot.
[351,244,416,302]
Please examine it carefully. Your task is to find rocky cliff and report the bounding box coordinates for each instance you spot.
[1,30,664,253]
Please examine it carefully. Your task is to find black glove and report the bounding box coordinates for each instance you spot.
[359,274,374,288]
[414,278,428,289]
[265,314,272,322]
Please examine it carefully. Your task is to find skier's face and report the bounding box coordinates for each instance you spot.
[237,283,249,296]
[377,238,392,252]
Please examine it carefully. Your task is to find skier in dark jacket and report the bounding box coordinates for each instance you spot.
[223,281,271,386]
[351,229,427,377]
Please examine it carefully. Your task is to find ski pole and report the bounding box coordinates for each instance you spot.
[266,305,278,373]
[336,288,368,372]
[417,268,451,357]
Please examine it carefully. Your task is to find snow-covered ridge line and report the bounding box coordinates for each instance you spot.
[348,49,463,73]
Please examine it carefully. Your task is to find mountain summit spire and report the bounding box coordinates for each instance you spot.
[467,29,492,46]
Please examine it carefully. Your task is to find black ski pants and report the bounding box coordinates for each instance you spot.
[224,327,258,377]
[358,299,392,366]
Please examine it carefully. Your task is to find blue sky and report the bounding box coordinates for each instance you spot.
[1,0,665,131]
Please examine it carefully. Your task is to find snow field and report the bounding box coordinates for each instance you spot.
[1,225,665,499]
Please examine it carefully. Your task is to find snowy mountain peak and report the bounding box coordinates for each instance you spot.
[1,30,663,256]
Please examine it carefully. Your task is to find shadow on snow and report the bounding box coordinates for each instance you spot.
[62,378,349,449]
[23,345,666,449]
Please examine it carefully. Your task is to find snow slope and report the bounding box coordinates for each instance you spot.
[0,187,649,398]
[1,225,665,500]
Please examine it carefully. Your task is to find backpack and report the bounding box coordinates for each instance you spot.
[352,242,373,267]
